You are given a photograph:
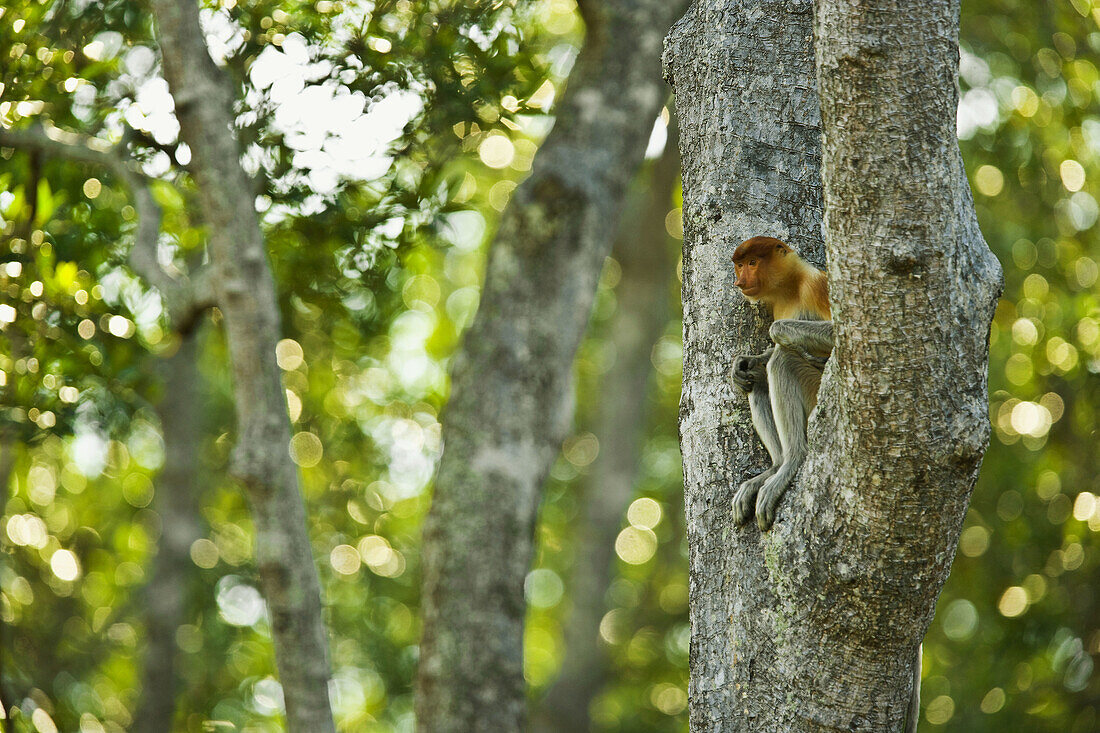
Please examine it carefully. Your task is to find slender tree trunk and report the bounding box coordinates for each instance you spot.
[534,116,680,733]
[133,329,204,733]
[148,3,335,730]
[666,0,1001,729]
[416,2,689,730]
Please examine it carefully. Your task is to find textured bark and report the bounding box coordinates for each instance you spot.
[534,118,680,733]
[666,0,1002,730]
[133,330,203,733]
[416,2,689,730]
[149,2,335,730]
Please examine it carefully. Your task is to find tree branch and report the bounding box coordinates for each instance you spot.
[0,124,212,330]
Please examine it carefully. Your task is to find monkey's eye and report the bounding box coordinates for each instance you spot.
[748,259,757,266]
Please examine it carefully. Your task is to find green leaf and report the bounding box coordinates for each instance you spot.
[35,177,56,225]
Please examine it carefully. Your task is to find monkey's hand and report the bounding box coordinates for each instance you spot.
[731,351,771,393]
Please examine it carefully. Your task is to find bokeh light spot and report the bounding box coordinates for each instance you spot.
[975,165,1004,196]
[83,178,102,199]
[276,338,305,370]
[216,577,265,627]
[650,683,687,715]
[524,568,564,609]
[51,549,80,582]
[31,708,58,733]
[563,432,599,467]
[942,599,978,641]
[190,538,219,569]
[998,586,1028,617]
[925,695,955,725]
[289,431,323,467]
[627,498,662,530]
[959,525,990,557]
[478,133,515,169]
[1060,159,1086,191]
[330,544,361,575]
[1010,401,1051,438]
[980,687,1006,714]
[107,315,134,338]
[615,526,657,565]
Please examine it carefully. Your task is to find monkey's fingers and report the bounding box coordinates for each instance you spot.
[756,477,787,531]
[732,373,755,392]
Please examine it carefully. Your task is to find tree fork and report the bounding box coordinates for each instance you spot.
[666,0,1001,729]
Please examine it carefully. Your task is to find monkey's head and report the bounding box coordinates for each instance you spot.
[731,236,792,300]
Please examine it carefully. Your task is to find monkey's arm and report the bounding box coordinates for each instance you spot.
[754,346,823,530]
[769,319,834,357]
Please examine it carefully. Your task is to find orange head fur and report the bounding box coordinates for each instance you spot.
[732,236,830,320]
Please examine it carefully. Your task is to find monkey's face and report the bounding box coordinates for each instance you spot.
[732,236,791,301]
[733,257,765,299]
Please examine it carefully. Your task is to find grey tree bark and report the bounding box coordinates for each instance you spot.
[665,0,1002,730]
[416,1,688,730]
[533,116,681,733]
[132,330,204,733]
[148,2,336,730]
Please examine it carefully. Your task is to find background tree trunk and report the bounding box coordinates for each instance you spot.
[534,115,681,733]
[149,2,336,730]
[416,1,688,730]
[666,0,1002,729]
[132,329,204,733]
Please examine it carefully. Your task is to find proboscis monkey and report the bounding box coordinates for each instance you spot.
[729,236,832,530]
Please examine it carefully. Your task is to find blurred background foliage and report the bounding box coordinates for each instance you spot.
[1,0,1099,731]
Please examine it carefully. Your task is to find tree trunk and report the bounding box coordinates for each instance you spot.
[534,116,681,733]
[148,3,335,730]
[416,1,689,730]
[133,329,204,733]
[665,0,1002,729]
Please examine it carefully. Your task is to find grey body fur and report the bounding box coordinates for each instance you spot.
[731,317,833,530]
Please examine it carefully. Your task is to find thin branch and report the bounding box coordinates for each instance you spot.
[0,124,213,330]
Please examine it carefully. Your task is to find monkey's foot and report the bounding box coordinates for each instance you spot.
[732,477,763,525]
[756,471,793,531]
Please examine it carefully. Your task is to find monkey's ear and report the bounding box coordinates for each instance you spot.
[776,244,789,256]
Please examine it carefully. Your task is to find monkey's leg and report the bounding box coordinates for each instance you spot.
[731,349,780,525]
[732,385,782,525]
[755,347,818,530]
[769,319,834,357]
